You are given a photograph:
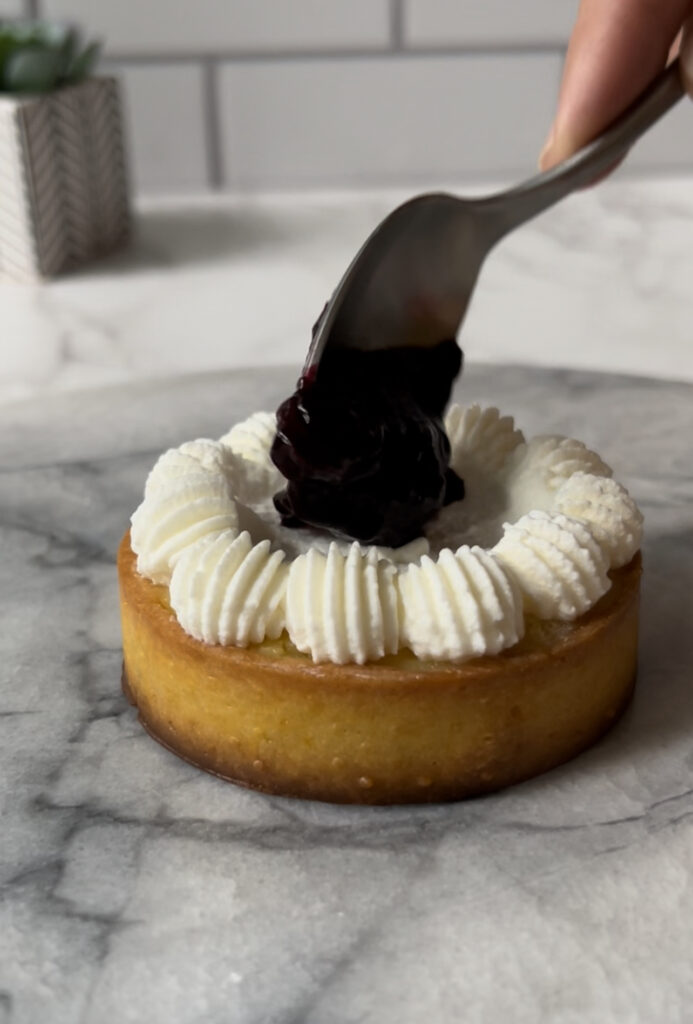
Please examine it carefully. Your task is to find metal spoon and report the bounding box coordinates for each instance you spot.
[306,58,685,368]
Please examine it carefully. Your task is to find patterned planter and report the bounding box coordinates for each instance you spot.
[0,76,130,281]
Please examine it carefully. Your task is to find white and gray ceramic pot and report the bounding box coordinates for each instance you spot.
[0,75,130,280]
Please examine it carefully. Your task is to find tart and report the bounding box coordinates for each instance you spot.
[118,403,643,804]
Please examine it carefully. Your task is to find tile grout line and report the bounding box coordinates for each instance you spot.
[202,58,224,190]
[24,0,40,17]
[390,0,404,52]
[103,43,569,64]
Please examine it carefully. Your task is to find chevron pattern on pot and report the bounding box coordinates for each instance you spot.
[0,77,130,281]
[83,78,131,254]
[0,102,39,280]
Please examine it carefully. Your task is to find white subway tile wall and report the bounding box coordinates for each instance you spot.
[0,0,23,15]
[110,63,210,193]
[11,0,693,194]
[41,0,392,55]
[218,55,561,188]
[403,0,577,48]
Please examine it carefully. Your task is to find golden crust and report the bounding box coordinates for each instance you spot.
[118,531,641,804]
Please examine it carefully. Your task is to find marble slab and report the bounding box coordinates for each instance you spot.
[1,363,693,1024]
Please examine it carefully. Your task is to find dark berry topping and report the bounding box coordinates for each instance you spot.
[271,337,464,548]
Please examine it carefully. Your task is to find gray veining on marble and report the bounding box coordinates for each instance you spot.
[1,364,693,1024]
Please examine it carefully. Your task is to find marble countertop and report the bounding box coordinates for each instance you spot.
[2,360,693,1024]
[2,176,693,404]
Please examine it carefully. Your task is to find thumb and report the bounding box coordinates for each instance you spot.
[539,0,689,171]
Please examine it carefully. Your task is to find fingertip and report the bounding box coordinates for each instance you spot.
[538,128,580,172]
[538,128,556,171]
[540,0,688,172]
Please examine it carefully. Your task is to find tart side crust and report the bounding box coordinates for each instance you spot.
[118,531,641,804]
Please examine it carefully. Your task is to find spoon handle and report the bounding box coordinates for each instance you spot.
[478,58,685,239]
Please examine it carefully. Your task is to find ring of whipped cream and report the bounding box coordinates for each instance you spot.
[130,405,643,665]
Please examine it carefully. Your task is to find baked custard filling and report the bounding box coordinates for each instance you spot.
[129,402,642,666]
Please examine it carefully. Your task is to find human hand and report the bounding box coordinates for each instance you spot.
[539,0,693,171]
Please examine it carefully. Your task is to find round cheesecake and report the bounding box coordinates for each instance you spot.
[118,403,643,805]
[119,534,640,804]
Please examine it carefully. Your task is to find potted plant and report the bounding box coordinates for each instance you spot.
[0,20,130,281]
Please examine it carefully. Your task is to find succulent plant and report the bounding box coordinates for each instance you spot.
[0,20,100,94]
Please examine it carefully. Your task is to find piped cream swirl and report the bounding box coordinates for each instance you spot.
[398,546,524,660]
[554,472,643,569]
[220,411,277,468]
[219,412,284,504]
[507,435,612,491]
[446,404,525,475]
[131,440,238,584]
[493,510,610,620]
[286,543,399,665]
[169,529,287,645]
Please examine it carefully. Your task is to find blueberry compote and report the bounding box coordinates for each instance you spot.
[270,336,465,548]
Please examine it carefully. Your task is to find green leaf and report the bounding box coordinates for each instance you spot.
[3,46,63,93]
[0,28,28,86]
[64,40,100,84]
[56,25,80,81]
[0,34,18,88]
[0,21,99,93]
[2,22,42,45]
